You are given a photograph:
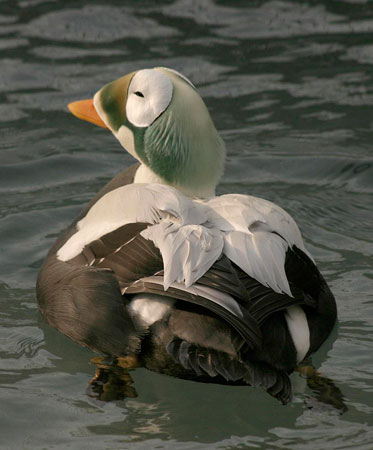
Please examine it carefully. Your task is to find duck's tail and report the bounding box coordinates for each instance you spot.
[167,338,292,404]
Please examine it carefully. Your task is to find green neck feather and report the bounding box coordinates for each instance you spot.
[142,70,225,199]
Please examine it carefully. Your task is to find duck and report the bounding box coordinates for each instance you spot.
[36,67,337,404]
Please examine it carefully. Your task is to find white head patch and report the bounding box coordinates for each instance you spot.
[126,69,173,128]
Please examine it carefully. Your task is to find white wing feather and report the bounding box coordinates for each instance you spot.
[207,194,304,245]
[57,183,205,261]
[141,222,224,289]
[206,194,305,295]
[223,230,290,295]
[58,183,309,297]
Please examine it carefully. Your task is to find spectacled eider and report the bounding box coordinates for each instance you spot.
[36,67,337,404]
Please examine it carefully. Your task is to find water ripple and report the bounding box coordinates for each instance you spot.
[0,1,373,449]
[23,6,179,42]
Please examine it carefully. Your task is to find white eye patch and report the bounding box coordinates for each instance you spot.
[126,69,173,128]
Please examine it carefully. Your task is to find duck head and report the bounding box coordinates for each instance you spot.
[69,68,225,199]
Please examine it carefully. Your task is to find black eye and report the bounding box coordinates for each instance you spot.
[134,91,144,97]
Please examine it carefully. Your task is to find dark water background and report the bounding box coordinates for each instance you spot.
[1,0,373,448]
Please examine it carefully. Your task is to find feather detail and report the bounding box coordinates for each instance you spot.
[58,183,309,296]
[222,230,291,296]
[206,194,308,252]
[127,275,244,319]
[57,183,205,262]
[204,194,309,295]
[141,222,223,289]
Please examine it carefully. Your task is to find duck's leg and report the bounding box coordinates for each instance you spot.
[296,362,320,378]
[88,357,138,401]
[117,355,141,369]
[296,360,347,413]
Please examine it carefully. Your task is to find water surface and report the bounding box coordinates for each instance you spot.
[1,1,373,449]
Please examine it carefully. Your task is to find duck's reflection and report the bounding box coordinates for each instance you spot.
[305,371,347,414]
[87,356,139,401]
[88,356,348,413]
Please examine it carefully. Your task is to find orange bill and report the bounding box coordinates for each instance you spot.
[68,99,108,129]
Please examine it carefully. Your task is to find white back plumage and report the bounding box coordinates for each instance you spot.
[58,183,308,297]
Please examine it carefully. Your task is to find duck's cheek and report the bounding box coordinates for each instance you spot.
[115,125,137,159]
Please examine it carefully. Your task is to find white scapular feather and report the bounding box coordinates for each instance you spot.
[203,193,313,295]
[207,194,305,248]
[223,230,291,295]
[57,183,205,261]
[58,183,308,297]
[141,222,224,289]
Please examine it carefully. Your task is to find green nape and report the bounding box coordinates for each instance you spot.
[143,109,189,185]
[142,69,225,198]
[99,72,135,131]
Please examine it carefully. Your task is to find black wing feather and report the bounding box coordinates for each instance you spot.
[126,278,262,350]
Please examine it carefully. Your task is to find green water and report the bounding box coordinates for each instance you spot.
[1,1,373,448]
